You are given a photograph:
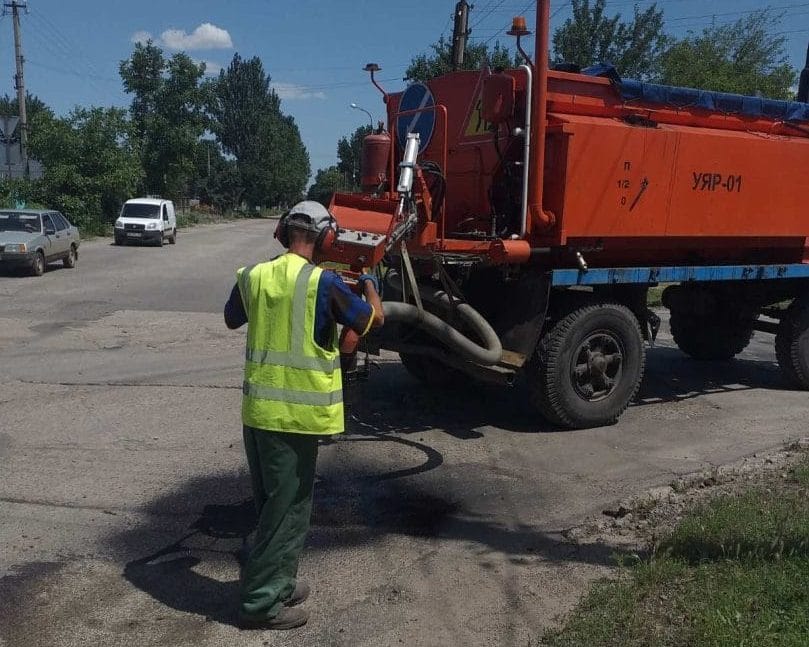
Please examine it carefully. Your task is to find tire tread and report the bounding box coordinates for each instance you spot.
[670,312,754,361]
[528,303,645,429]
[776,298,809,389]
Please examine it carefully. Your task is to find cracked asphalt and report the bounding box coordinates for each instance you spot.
[1,220,808,646]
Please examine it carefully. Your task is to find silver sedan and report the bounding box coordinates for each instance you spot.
[0,210,81,276]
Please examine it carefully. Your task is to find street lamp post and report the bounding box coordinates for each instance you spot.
[350,103,374,129]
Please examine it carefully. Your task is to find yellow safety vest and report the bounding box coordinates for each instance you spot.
[237,253,344,435]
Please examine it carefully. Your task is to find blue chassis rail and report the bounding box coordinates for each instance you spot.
[550,264,809,287]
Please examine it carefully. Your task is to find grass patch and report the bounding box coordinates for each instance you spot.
[175,207,283,230]
[664,488,809,563]
[790,460,809,487]
[542,454,809,647]
[647,285,665,308]
[79,222,113,239]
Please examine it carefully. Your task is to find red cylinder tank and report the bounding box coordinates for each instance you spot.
[361,132,390,192]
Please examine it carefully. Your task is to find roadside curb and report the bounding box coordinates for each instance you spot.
[563,437,809,547]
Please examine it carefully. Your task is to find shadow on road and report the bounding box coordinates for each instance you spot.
[114,344,793,623]
[345,346,794,436]
[0,262,65,277]
[122,500,256,627]
[114,425,616,624]
[636,346,794,405]
[345,362,552,436]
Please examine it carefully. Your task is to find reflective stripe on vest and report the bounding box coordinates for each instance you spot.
[245,348,340,372]
[242,382,343,406]
[237,254,343,435]
[291,264,316,353]
[237,264,256,313]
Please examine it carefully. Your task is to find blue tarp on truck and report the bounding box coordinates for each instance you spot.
[582,63,809,122]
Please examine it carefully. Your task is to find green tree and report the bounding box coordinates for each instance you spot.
[552,0,669,79]
[0,94,54,169]
[660,11,795,99]
[306,166,343,206]
[120,43,208,198]
[192,140,244,212]
[405,36,518,82]
[28,107,142,231]
[268,113,310,207]
[208,54,279,162]
[0,93,54,124]
[337,125,372,189]
[118,42,164,141]
[209,54,310,208]
[190,140,229,208]
[205,161,243,212]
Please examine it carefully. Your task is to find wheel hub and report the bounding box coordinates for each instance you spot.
[572,333,624,402]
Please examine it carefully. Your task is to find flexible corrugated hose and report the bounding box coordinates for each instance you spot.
[381,274,503,366]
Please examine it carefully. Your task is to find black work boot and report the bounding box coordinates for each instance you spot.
[284,581,311,607]
[238,607,309,630]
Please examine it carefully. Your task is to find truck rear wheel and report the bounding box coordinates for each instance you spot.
[665,286,756,360]
[670,311,755,360]
[527,303,645,429]
[775,297,809,389]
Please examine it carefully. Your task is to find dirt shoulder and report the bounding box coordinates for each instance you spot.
[564,437,809,554]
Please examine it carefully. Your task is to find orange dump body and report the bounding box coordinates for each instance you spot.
[331,68,809,268]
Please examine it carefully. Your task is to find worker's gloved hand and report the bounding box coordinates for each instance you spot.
[358,273,380,294]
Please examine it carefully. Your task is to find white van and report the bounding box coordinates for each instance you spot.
[114,198,177,246]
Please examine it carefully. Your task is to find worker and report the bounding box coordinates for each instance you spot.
[224,201,384,630]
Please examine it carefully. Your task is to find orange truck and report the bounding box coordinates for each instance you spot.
[321,0,809,428]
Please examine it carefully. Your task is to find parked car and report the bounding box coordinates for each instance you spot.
[114,198,177,246]
[0,209,80,276]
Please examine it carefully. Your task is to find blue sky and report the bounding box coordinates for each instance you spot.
[2,0,809,177]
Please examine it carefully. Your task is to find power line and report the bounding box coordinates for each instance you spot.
[26,59,120,84]
[472,0,809,40]
[469,0,498,25]
[441,11,454,39]
[482,0,570,47]
[27,7,111,93]
[25,9,111,97]
[470,0,509,31]
[666,2,809,23]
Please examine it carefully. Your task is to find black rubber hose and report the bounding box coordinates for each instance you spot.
[380,275,502,366]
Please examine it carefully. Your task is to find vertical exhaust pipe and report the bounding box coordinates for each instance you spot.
[527,0,555,232]
[798,42,809,103]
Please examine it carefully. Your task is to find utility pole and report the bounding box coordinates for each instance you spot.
[451,1,470,71]
[6,0,28,176]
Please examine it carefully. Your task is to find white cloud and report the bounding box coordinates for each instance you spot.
[272,83,326,101]
[131,30,153,45]
[160,23,233,51]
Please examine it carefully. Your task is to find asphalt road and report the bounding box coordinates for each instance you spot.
[1,220,807,647]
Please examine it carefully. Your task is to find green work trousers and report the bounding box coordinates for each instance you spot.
[240,426,319,619]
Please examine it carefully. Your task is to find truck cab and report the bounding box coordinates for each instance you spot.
[114,198,177,246]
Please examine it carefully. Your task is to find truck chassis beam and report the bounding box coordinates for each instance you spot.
[550,264,809,287]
